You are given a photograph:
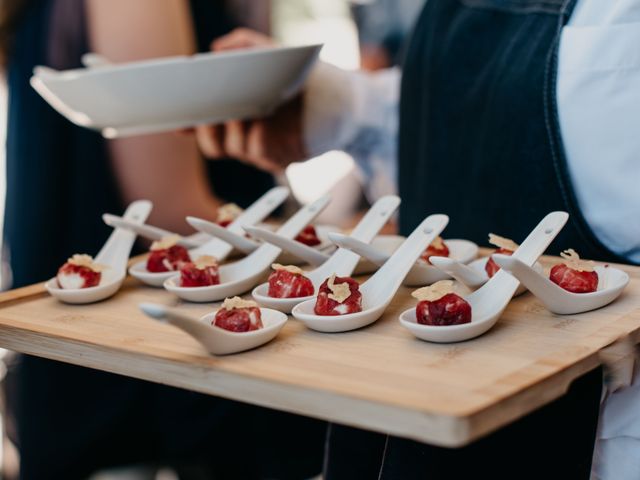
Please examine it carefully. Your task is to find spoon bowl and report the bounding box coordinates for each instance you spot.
[252,195,402,313]
[399,211,569,343]
[47,200,152,304]
[329,233,478,286]
[430,256,543,296]
[492,255,629,315]
[164,195,331,302]
[292,214,450,333]
[140,303,287,355]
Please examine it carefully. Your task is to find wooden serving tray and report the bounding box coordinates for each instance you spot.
[0,253,639,447]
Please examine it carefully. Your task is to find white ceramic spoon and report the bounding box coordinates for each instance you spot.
[164,195,331,302]
[139,303,287,355]
[292,214,449,333]
[45,200,152,304]
[430,255,544,296]
[129,186,289,287]
[492,255,629,315]
[103,214,206,249]
[399,211,569,343]
[243,226,331,267]
[251,195,401,313]
[188,218,337,266]
[329,234,478,287]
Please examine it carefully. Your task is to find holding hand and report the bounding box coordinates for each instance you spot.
[195,28,308,173]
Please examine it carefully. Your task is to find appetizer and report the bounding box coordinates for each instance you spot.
[146,235,191,273]
[550,249,598,294]
[213,297,263,332]
[420,236,450,264]
[216,203,243,228]
[295,225,322,247]
[485,233,519,278]
[57,254,105,289]
[314,274,363,316]
[268,264,314,298]
[412,280,472,326]
[180,255,220,287]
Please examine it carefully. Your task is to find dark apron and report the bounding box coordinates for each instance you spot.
[5,2,320,479]
[398,0,627,264]
[326,1,605,478]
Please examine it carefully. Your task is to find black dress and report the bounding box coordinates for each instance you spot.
[4,1,323,478]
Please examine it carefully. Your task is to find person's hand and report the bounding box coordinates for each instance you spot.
[195,28,307,173]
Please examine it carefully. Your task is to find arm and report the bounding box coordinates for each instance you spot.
[86,0,221,234]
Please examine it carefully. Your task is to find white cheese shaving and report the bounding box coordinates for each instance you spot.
[271,263,305,275]
[67,254,107,272]
[412,280,455,302]
[560,249,595,272]
[488,233,519,251]
[193,255,218,270]
[150,235,181,251]
[327,274,353,303]
[221,296,259,311]
[216,203,243,223]
[431,236,446,249]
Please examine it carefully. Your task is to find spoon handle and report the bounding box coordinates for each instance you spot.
[102,214,199,249]
[513,211,569,265]
[229,186,290,233]
[276,195,331,239]
[349,195,401,242]
[362,214,449,299]
[96,200,152,269]
[429,256,487,288]
[187,217,259,254]
[328,233,388,266]
[140,303,214,345]
[244,227,330,266]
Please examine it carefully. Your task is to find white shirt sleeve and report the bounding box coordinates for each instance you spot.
[303,62,401,200]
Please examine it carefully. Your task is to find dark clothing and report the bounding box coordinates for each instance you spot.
[5,1,321,479]
[327,0,606,478]
[398,0,627,264]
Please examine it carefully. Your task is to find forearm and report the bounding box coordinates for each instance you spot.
[86,0,220,234]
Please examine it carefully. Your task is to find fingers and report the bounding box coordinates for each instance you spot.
[223,120,248,160]
[195,124,225,158]
[211,28,275,52]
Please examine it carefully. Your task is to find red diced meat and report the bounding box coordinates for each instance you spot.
[147,245,191,273]
[416,293,472,326]
[485,248,513,278]
[57,263,101,289]
[268,269,314,298]
[180,262,220,287]
[420,237,450,264]
[314,276,362,316]
[213,307,263,332]
[550,263,598,294]
[295,225,322,247]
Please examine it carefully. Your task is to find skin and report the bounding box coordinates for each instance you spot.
[194,28,307,173]
[86,0,221,234]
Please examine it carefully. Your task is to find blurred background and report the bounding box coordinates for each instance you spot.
[0,0,424,478]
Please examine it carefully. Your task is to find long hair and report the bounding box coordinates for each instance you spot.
[0,0,30,66]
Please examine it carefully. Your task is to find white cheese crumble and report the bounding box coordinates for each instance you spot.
[488,233,519,251]
[221,296,259,311]
[271,263,305,275]
[67,254,106,272]
[560,249,595,272]
[412,280,456,302]
[150,235,181,251]
[327,274,353,303]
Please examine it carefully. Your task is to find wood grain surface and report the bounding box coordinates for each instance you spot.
[0,252,638,447]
